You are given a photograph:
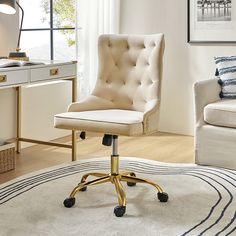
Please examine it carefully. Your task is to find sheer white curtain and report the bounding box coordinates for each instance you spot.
[76,0,120,98]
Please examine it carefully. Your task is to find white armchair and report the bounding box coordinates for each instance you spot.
[194,78,236,170]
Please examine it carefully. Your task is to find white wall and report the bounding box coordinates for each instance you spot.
[120,0,236,135]
[0,11,71,146]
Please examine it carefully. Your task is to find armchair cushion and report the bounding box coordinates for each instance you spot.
[55,109,144,136]
[204,99,236,128]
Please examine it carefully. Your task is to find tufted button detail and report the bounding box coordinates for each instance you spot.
[95,35,163,116]
[149,80,153,85]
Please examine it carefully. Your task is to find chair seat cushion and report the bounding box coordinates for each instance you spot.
[204,99,236,128]
[54,109,144,136]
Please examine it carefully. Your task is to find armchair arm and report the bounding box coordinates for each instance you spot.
[194,78,221,127]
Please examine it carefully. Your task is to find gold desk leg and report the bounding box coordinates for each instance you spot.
[71,77,77,162]
[113,176,126,207]
[72,130,77,162]
[16,86,22,153]
[72,77,77,103]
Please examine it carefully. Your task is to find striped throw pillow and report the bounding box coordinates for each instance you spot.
[215,56,236,99]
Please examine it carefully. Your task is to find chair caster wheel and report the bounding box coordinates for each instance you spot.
[114,205,126,217]
[158,192,169,202]
[127,173,136,187]
[80,186,87,192]
[127,182,136,187]
[63,197,75,208]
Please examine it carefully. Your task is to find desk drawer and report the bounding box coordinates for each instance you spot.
[30,64,76,82]
[0,70,28,87]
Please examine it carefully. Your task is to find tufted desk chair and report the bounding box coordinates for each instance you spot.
[54,34,168,217]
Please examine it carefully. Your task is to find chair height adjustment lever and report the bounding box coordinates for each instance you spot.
[80,131,86,140]
[102,134,113,146]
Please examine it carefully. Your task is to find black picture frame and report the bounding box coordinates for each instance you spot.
[187,0,236,44]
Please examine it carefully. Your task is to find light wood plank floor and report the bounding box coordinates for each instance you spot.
[0,132,194,184]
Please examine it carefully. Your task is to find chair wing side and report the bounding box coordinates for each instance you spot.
[143,35,165,134]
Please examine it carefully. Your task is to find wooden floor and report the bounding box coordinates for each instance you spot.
[0,132,194,184]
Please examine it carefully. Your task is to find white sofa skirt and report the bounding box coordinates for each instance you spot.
[195,125,236,170]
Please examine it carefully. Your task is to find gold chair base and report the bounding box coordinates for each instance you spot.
[70,171,164,206]
[64,154,168,217]
[67,171,165,207]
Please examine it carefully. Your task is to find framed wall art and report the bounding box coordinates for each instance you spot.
[188,0,236,43]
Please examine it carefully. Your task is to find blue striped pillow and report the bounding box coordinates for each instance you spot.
[215,56,236,99]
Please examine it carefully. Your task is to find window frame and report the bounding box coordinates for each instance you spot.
[21,0,76,60]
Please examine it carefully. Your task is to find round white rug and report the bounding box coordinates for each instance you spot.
[0,157,235,236]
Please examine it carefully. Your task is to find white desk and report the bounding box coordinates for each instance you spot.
[0,60,78,161]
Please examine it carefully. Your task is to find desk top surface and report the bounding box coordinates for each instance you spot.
[0,60,77,72]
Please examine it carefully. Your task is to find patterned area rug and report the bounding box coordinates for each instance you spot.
[0,157,235,236]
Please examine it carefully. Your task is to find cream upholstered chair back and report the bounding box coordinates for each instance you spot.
[68,34,165,134]
[93,34,164,113]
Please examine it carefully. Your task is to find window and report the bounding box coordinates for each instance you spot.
[20,0,76,60]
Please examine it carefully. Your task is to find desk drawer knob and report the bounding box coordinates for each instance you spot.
[0,75,7,83]
[50,68,59,76]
